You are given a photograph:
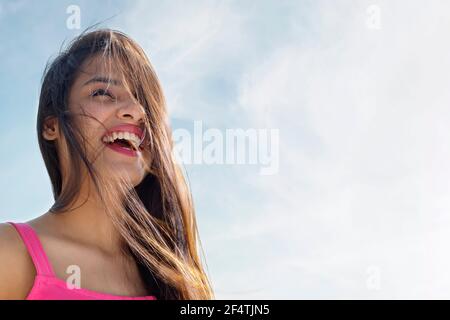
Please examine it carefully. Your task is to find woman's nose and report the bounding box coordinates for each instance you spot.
[117,100,145,122]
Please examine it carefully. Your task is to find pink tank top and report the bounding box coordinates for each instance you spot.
[7,222,157,300]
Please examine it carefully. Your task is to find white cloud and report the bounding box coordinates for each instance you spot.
[208,0,450,298]
[122,0,246,124]
[121,0,450,298]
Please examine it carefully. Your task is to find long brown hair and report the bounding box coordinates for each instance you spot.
[36,28,214,299]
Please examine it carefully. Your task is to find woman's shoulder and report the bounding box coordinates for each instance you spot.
[0,222,30,263]
[0,222,36,299]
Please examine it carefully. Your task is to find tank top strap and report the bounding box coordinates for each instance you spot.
[7,222,55,277]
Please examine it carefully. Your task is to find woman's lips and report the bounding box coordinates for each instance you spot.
[102,124,145,141]
[102,123,145,157]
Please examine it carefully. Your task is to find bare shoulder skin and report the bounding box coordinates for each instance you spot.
[0,212,150,299]
[0,213,60,299]
[0,223,36,299]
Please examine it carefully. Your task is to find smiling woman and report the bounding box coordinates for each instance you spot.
[0,29,214,300]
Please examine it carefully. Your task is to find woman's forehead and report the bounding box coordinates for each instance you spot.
[73,54,136,94]
[77,55,122,83]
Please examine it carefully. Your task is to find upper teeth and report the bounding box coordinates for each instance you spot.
[102,131,141,149]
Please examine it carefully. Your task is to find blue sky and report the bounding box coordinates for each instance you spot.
[2,0,450,299]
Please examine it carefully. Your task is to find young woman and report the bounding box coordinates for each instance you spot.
[0,29,214,300]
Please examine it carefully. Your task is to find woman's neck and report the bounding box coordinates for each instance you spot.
[49,177,125,256]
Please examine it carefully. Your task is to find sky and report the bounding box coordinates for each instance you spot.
[1,0,450,299]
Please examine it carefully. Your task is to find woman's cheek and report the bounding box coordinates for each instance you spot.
[84,105,116,134]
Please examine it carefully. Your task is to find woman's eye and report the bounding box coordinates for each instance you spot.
[91,89,115,100]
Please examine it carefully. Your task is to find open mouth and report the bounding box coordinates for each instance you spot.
[102,131,144,154]
[112,138,136,150]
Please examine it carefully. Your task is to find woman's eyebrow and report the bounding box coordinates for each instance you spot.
[83,76,122,86]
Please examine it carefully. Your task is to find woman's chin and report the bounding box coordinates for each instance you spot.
[97,161,145,187]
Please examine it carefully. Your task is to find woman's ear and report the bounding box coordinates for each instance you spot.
[42,116,60,141]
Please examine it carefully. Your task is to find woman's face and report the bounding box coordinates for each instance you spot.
[65,54,149,187]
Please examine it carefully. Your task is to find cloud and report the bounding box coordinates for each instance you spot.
[200,0,450,298]
[122,0,247,124]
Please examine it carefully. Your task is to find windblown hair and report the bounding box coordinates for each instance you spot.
[36,28,214,299]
